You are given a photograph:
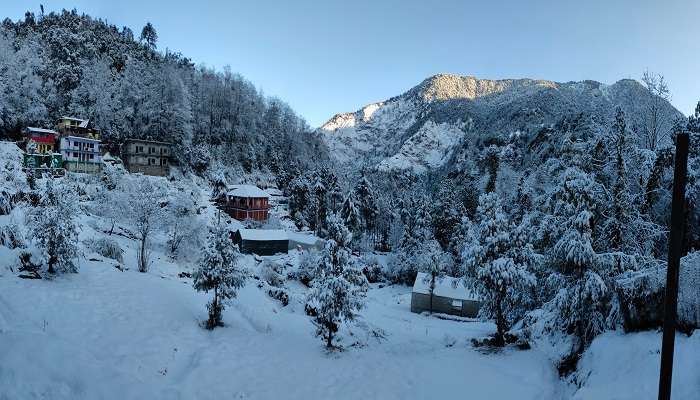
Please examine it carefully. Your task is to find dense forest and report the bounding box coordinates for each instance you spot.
[0,9,328,179]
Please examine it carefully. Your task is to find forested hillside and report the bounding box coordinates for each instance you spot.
[0,10,328,178]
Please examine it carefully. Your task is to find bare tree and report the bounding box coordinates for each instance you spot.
[125,178,165,272]
[640,71,673,151]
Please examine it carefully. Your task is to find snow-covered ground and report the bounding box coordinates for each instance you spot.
[0,241,566,399]
[0,146,698,399]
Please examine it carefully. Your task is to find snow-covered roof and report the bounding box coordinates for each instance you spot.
[227,184,270,198]
[237,229,288,242]
[412,272,479,301]
[26,127,58,135]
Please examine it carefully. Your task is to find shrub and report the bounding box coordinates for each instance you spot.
[84,237,124,263]
[260,260,286,287]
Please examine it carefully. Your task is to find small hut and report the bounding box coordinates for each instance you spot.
[410,272,480,317]
[232,229,288,256]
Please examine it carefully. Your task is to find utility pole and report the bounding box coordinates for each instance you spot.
[658,131,689,400]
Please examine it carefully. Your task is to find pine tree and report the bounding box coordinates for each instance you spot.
[484,145,500,194]
[340,192,362,248]
[140,22,158,49]
[543,168,608,358]
[26,178,79,275]
[193,226,247,329]
[353,175,379,243]
[463,193,534,346]
[604,109,631,251]
[307,214,368,348]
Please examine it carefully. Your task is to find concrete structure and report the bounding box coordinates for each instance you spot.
[232,229,289,256]
[223,185,271,221]
[410,272,480,318]
[122,139,171,176]
[24,127,59,154]
[57,116,100,140]
[60,136,102,174]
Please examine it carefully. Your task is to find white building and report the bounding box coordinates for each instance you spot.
[60,136,102,174]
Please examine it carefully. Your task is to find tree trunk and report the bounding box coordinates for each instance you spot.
[326,323,333,348]
[494,295,506,346]
[138,235,147,272]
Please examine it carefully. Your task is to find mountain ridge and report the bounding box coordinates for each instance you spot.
[318,74,682,173]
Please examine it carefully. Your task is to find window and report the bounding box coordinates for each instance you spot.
[149,158,156,165]
[73,152,78,158]
[451,300,462,310]
[89,154,94,159]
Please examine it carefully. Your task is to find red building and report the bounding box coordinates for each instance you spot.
[223,185,271,221]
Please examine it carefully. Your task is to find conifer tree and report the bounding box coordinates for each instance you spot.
[463,192,534,345]
[307,214,368,348]
[340,192,362,248]
[26,178,79,275]
[193,226,247,329]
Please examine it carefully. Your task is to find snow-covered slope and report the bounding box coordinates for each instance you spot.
[318,74,683,173]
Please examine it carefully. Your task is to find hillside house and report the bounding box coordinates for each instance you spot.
[223,185,271,221]
[57,116,100,140]
[122,139,171,176]
[60,136,102,174]
[231,229,289,256]
[410,272,481,318]
[24,127,59,154]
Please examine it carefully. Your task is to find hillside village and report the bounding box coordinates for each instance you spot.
[1,7,700,400]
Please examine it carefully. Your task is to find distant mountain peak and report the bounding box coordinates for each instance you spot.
[319,73,682,174]
[412,74,559,102]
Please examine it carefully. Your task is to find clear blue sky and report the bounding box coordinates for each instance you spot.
[5,0,700,127]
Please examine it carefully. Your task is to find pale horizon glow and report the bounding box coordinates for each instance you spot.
[4,0,700,127]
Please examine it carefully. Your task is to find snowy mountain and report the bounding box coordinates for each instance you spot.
[319,74,683,173]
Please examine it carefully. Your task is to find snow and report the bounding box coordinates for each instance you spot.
[237,228,288,241]
[572,331,700,400]
[412,272,479,301]
[227,184,270,198]
[26,127,58,135]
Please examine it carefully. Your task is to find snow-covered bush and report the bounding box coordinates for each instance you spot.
[360,255,384,283]
[295,250,320,286]
[0,223,24,249]
[260,260,285,288]
[84,237,124,263]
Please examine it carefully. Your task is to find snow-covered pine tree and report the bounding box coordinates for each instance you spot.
[431,177,466,250]
[463,192,535,346]
[313,175,327,236]
[483,145,500,194]
[340,191,362,249]
[603,108,632,251]
[389,197,441,284]
[307,214,368,348]
[353,174,379,245]
[26,177,79,275]
[543,167,608,359]
[193,225,247,329]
